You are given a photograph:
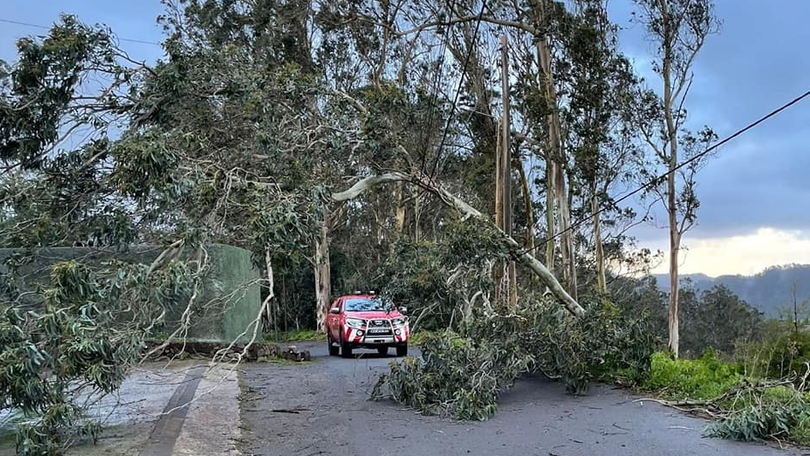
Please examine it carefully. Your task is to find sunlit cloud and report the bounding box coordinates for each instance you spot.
[649,228,810,277]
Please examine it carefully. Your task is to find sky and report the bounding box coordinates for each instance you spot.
[1,1,809,277]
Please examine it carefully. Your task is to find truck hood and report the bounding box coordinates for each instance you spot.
[344,310,404,320]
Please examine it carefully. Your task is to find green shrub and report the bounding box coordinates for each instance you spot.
[408,330,442,346]
[644,349,742,400]
[735,323,810,381]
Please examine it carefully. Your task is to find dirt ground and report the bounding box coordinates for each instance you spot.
[240,341,805,456]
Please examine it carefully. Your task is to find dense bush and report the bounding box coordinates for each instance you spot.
[644,349,742,400]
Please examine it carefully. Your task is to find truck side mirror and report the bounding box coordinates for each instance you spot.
[400,307,408,314]
[330,307,340,314]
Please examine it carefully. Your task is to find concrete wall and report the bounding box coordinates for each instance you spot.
[0,244,261,343]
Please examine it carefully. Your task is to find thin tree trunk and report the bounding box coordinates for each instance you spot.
[545,155,556,270]
[414,191,421,242]
[518,161,536,258]
[662,0,680,357]
[494,119,505,304]
[592,189,606,294]
[395,181,406,233]
[265,248,274,333]
[501,34,517,308]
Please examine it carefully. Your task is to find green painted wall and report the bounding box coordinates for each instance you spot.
[0,244,261,343]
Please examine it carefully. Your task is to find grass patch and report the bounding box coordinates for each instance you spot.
[264,329,325,342]
[644,349,742,401]
[259,356,313,366]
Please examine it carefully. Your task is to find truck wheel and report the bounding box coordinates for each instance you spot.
[377,346,389,356]
[396,344,408,357]
[328,335,340,356]
[340,337,353,358]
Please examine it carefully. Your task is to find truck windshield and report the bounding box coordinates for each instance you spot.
[344,297,392,312]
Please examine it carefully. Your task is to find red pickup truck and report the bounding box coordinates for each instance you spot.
[326,293,410,358]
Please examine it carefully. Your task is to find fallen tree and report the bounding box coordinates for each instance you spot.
[332,171,585,317]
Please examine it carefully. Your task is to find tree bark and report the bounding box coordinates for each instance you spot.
[332,172,585,317]
[501,34,518,309]
[545,155,556,270]
[537,33,577,301]
[314,217,332,333]
[592,190,606,294]
[395,181,406,234]
[265,247,275,332]
[494,119,505,304]
[518,160,536,259]
[662,0,681,358]
[315,206,343,333]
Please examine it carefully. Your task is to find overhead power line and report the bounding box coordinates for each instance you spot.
[521,87,810,257]
[0,18,161,46]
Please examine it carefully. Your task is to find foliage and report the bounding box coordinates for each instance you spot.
[644,349,742,400]
[372,325,529,421]
[679,285,764,357]
[372,299,656,420]
[374,218,505,331]
[708,402,805,442]
[0,260,194,455]
[705,384,810,444]
[735,321,810,381]
[408,330,443,346]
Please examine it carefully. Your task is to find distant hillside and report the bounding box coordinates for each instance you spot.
[653,264,810,317]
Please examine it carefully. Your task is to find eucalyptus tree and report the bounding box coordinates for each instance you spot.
[0,17,204,455]
[631,0,719,357]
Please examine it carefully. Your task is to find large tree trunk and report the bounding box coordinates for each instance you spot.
[537,34,577,301]
[314,215,332,333]
[315,206,344,333]
[501,34,518,309]
[332,172,585,317]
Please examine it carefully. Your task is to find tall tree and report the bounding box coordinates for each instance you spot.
[631,0,719,357]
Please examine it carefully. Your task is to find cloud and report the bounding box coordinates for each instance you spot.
[648,228,810,277]
[611,0,810,274]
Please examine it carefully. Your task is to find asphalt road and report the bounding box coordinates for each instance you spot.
[240,342,804,456]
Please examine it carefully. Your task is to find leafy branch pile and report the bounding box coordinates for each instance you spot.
[372,299,656,420]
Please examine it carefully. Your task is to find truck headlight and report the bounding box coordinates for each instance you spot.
[346,318,366,329]
[391,318,406,326]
